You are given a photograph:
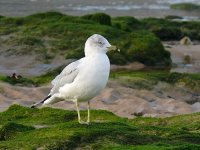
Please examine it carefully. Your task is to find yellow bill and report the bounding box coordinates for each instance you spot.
[107,45,120,52]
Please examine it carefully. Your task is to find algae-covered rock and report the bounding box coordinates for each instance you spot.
[0,122,34,140]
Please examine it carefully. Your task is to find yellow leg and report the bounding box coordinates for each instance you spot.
[75,100,81,123]
[75,100,89,125]
[87,101,90,123]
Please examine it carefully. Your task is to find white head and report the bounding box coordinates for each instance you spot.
[84,34,117,56]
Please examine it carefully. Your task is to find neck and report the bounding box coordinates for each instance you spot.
[85,48,105,57]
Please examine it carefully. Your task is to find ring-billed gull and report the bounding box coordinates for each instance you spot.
[31,34,118,124]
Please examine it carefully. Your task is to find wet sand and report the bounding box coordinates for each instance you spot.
[164,41,200,73]
[0,80,199,118]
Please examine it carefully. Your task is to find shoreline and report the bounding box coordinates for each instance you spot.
[0,0,200,19]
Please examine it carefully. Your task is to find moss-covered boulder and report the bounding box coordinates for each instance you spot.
[165,15,183,20]
[81,13,111,26]
[112,16,143,31]
[0,122,34,140]
[0,105,200,149]
[171,3,200,11]
[141,17,200,40]
[119,30,171,66]
[141,18,183,40]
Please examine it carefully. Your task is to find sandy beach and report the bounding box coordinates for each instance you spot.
[0,78,199,118]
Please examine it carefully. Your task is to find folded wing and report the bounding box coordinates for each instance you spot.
[50,59,83,95]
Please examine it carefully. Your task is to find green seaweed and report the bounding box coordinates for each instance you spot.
[0,105,199,149]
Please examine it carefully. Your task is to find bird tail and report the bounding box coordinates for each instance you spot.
[31,95,51,108]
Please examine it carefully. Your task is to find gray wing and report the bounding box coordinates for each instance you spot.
[50,59,82,95]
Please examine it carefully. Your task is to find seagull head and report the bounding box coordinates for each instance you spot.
[84,34,118,56]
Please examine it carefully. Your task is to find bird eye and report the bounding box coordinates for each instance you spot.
[98,41,103,45]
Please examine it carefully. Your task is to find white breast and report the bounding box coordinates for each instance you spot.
[60,53,110,101]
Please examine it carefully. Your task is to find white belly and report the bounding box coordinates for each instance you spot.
[60,54,110,101]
